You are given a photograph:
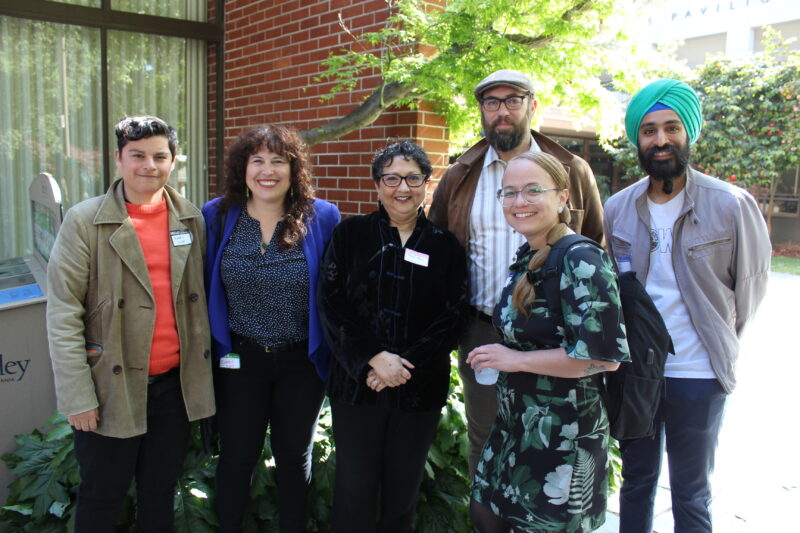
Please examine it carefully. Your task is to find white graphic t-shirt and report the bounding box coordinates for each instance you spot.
[646,190,715,378]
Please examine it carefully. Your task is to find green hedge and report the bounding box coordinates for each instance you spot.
[1,359,620,532]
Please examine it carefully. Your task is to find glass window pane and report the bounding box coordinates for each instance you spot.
[549,136,584,156]
[588,140,606,154]
[108,30,207,207]
[0,16,103,260]
[47,0,101,7]
[111,0,207,23]
[589,156,613,180]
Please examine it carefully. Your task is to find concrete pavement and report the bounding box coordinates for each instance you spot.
[597,271,800,532]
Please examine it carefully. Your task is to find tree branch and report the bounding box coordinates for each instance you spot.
[300,80,416,145]
[504,33,553,47]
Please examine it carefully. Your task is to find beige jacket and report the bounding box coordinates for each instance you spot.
[603,168,771,393]
[47,179,214,438]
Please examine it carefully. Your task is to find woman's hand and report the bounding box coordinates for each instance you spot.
[366,369,388,392]
[67,408,99,431]
[468,344,619,378]
[466,343,523,373]
[368,351,414,387]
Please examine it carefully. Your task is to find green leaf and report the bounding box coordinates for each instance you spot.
[2,503,33,516]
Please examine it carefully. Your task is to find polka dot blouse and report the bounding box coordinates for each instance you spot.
[221,208,309,346]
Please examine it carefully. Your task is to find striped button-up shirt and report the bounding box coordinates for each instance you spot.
[467,137,539,315]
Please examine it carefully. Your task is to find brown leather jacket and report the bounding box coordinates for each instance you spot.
[429,130,604,247]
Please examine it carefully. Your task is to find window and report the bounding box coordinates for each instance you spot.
[0,2,220,260]
[759,166,800,218]
[549,135,616,200]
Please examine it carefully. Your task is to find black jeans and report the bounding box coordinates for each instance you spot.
[214,341,325,533]
[330,399,441,533]
[73,370,190,533]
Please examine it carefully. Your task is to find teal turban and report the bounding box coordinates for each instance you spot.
[625,79,703,146]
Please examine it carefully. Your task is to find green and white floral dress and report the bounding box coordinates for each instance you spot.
[472,239,630,533]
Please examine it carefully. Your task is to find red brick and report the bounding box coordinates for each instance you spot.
[338,177,366,189]
[349,189,376,202]
[337,201,360,213]
[323,189,348,201]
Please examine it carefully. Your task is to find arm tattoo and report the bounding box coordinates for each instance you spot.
[583,363,607,376]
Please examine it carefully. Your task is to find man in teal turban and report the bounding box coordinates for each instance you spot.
[625,78,703,146]
[624,78,703,195]
[603,79,771,533]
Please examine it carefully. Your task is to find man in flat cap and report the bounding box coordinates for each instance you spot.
[429,69,604,474]
[604,79,771,532]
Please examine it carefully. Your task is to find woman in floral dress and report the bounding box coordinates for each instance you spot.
[467,151,630,533]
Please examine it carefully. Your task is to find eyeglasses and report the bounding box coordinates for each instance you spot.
[496,184,561,207]
[479,94,530,112]
[380,173,428,188]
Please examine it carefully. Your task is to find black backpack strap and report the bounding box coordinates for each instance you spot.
[529,234,599,316]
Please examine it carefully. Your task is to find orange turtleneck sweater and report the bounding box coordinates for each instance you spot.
[126,200,180,375]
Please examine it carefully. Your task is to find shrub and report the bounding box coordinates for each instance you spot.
[1,362,472,532]
[1,359,620,531]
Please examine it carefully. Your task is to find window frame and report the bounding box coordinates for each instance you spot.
[0,0,223,192]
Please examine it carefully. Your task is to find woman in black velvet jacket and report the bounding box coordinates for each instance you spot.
[319,141,469,532]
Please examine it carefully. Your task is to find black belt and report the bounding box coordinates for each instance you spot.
[471,306,493,325]
[148,366,179,385]
[232,333,308,354]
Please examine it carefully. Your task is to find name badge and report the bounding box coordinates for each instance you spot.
[616,256,632,273]
[404,248,429,267]
[170,230,193,246]
[220,353,240,369]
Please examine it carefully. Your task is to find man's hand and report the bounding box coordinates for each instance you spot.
[368,351,414,388]
[68,408,99,431]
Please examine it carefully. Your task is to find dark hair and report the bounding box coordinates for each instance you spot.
[370,140,432,183]
[114,115,178,158]
[221,125,315,252]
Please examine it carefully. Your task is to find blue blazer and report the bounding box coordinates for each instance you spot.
[202,197,341,379]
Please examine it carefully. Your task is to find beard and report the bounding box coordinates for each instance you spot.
[638,142,691,194]
[482,113,530,153]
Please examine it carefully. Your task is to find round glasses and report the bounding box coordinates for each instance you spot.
[479,94,530,112]
[496,185,561,207]
[380,173,428,188]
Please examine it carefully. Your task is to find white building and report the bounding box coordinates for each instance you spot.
[644,0,800,67]
[642,0,800,242]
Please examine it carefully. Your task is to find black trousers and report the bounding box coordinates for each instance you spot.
[73,370,190,533]
[214,342,325,533]
[330,399,441,533]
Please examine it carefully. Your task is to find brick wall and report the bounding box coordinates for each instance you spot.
[208,0,449,216]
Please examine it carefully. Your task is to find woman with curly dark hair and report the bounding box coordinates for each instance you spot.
[202,124,340,532]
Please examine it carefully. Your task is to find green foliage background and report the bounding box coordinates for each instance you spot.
[315,0,650,149]
[1,360,622,532]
